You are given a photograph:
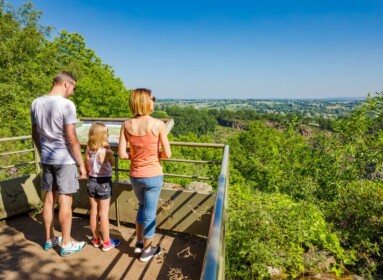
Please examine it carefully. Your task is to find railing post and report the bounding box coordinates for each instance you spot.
[114,154,120,227]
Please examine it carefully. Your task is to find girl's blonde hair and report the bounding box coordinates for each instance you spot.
[87,122,109,151]
[129,88,152,116]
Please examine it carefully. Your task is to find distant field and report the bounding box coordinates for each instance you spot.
[156,98,363,118]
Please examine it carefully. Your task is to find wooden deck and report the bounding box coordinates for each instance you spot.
[0,213,206,280]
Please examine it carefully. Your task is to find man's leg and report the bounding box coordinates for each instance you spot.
[59,192,87,256]
[42,191,58,241]
[59,194,73,246]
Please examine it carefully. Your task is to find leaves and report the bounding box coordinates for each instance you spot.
[0,2,130,137]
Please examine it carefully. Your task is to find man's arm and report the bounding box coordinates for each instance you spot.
[65,124,87,179]
[31,124,41,153]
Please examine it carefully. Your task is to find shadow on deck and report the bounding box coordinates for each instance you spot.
[0,213,206,280]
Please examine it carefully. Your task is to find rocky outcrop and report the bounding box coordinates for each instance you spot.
[185,181,212,193]
[163,182,185,191]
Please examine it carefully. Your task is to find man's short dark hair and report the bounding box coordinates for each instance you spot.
[53,71,77,86]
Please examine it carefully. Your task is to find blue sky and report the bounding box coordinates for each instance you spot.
[11,0,383,99]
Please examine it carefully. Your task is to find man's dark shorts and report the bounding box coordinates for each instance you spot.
[87,177,113,200]
[42,164,79,194]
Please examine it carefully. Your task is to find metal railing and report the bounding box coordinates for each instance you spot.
[201,145,229,280]
[104,141,225,182]
[0,136,40,175]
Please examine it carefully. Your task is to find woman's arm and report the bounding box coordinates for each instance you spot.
[118,121,130,160]
[159,121,172,159]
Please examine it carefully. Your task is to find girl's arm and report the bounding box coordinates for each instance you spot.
[118,121,130,160]
[84,147,91,174]
[159,121,172,159]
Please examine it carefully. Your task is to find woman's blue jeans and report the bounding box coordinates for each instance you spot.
[130,175,163,239]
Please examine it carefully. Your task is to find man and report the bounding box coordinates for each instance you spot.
[31,71,87,256]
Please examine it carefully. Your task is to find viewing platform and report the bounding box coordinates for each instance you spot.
[1,213,206,279]
[0,118,229,280]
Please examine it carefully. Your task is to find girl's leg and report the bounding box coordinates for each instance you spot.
[89,197,100,239]
[98,198,111,242]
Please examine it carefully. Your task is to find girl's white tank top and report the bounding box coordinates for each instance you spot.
[88,147,113,177]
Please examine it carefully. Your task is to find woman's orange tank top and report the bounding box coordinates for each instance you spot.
[125,120,163,178]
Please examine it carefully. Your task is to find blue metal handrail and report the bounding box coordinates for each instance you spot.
[201,145,229,280]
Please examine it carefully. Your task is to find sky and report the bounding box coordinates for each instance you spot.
[11,0,383,99]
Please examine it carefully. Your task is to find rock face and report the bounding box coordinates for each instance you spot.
[185,181,213,193]
[163,182,185,191]
[162,181,213,193]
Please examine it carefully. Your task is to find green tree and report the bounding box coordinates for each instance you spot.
[0,1,131,137]
[0,1,53,136]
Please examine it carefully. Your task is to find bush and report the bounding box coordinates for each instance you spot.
[226,185,352,279]
[323,180,383,278]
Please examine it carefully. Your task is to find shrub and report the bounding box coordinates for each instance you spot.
[226,185,352,279]
[322,180,383,279]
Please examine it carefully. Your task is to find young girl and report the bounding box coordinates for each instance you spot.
[85,122,120,251]
[118,88,171,262]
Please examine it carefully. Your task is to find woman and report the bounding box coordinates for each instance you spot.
[118,88,171,262]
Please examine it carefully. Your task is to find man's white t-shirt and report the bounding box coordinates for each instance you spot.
[31,95,78,165]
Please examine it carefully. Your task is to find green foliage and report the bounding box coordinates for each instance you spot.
[163,106,218,137]
[224,93,383,278]
[228,121,324,201]
[150,110,169,118]
[323,180,383,278]
[0,2,130,137]
[50,31,131,117]
[333,92,383,182]
[226,184,352,279]
[0,2,53,136]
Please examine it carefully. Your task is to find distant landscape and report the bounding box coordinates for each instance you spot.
[156,97,364,118]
